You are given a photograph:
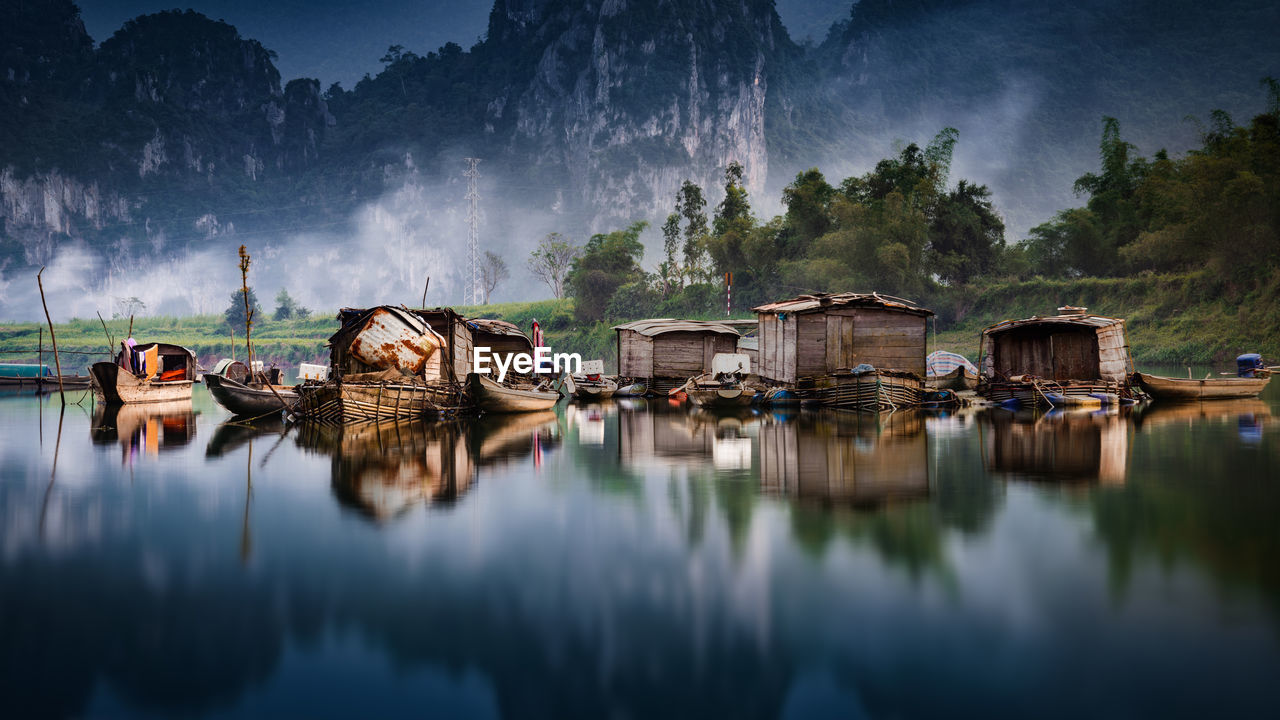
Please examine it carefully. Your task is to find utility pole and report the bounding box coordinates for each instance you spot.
[463,157,482,305]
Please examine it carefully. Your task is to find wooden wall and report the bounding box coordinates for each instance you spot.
[652,331,737,378]
[757,307,927,383]
[1095,324,1131,383]
[992,324,1112,382]
[617,331,654,378]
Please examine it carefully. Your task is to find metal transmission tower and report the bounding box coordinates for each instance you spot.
[463,158,482,305]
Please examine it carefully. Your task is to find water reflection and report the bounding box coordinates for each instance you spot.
[2,389,1280,717]
[90,400,197,461]
[295,420,477,522]
[981,407,1130,484]
[760,410,929,507]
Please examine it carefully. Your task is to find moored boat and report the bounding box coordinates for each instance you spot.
[205,373,298,417]
[572,376,617,401]
[1134,371,1271,401]
[926,351,979,391]
[470,373,560,413]
[90,342,197,404]
[686,384,755,408]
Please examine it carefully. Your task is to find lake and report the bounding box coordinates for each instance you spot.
[2,383,1278,718]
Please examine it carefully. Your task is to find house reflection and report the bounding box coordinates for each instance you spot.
[618,407,759,472]
[759,410,930,507]
[91,399,197,461]
[295,420,475,522]
[981,408,1130,484]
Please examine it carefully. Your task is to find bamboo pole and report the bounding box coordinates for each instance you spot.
[238,246,255,378]
[422,276,430,308]
[36,268,64,404]
[38,326,43,374]
[97,311,114,353]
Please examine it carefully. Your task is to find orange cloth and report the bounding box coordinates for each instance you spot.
[141,346,158,380]
[157,367,186,382]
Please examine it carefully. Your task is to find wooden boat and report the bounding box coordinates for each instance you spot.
[295,379,467,422]
[1134,371,1271,401]
[615,381,647,397]
[926,365,978,391]
[0,364,92,390]
[205,373,297,417]
[470,373,560,413]
[815,369,924,411]
[572,376,617,401]
[90,342,197,404]
[686,383,755,409]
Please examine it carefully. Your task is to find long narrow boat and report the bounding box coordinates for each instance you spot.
[572,376,617,401]
[470,373,560,413]
[687,384,754,409]
[205,373,297,417]
[1134,371,1271,401]
[90,342,197,404]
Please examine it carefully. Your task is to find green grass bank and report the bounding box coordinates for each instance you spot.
[3,271,1276,372]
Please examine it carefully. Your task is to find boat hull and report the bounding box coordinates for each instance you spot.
[573,378,617,401]
[816,371,924,411]
[1135,372,1271,401]
[927,366,977,391]
[687,387,754,408]
[90,362,193,404]
[471,374,559,413]
[205,373,297,417]
[295,381,466,423]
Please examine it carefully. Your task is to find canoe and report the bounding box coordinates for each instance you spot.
[204,373,297,417]
[470,373,560,413]
[573,376,617,401]
[90,361,193,404]
[615,381,647,397]
[1135,371,1271,401]
[926,366,978,391]
[687,385,754,408]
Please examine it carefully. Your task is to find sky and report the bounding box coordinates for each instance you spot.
[78,1,853,87]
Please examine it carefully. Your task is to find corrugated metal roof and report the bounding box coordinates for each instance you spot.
[611,318,741,337]
[466,318,529,338]
[982,313,1125,336]
[751,292,933,316]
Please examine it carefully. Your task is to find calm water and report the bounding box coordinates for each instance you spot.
[2,381,1278,718]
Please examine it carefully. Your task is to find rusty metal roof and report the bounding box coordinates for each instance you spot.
[611,319,741,337]
[982,313,1125,336]
[466,318,530,338]
[751,292,933,316]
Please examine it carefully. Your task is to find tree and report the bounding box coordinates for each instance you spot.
[480,251,509,304]
[566,221,648,322]
[114,296,146,320]
[676,181,709,282]
[928,180,1006,284]
[224,287,262,329]
[660,213,681,294]
[273,288,309,320]
[527,232,579,299]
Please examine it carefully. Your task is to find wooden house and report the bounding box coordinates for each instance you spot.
[466,318,535,375]
[752,293,933,384]
[977,307,1134,404]
[613,319,741,393]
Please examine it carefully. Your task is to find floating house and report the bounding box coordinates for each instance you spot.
[977,307,1133,406]
[297,306,467,422]
[752,292,933,410]
[467,318,535,374]
[614,319,741,394]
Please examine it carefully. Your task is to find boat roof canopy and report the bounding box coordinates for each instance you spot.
[752,292,932,317]
[983,313,1125,337]
[612,319,741,337]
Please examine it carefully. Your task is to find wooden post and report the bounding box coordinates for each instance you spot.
[38,326,43,375]
[422,276,430,308]
[97,311,114,353]
[229,325,236,362]
[36,268,65,404]
[238,246,255,379]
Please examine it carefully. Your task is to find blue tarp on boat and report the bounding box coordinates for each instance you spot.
[0,364,53,378]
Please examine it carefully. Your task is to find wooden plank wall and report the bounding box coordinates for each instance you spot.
[834,308,927,376]
[1095,324,1130,382]
[796,314,827,377]
[617,331,654,378]
[994,324,1114,382]
[653,331,724,378]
